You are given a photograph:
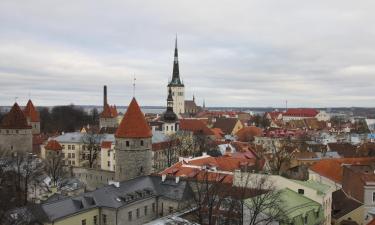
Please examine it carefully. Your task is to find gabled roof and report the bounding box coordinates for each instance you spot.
[23,99,40,122]
[44,140,63,151]
[0,103,31,129]
[332,189,362,220]
[213,118,240,134]
[309,157,375,184]
[115,98,152,138]
[100,104,118,118]
[179,119,214,135]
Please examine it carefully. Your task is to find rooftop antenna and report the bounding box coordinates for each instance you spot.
[132,75,136,98]
[28,92,31,100]
[285,100,288,112]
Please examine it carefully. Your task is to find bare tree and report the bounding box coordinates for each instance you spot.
[254,140,294,175]
[44,151,66,187]
[236,172,286,225]
[186,170,286,225]
[81,131,103,168]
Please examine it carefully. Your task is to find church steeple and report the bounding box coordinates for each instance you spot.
[169,36,184,87]
[162,87,178,123]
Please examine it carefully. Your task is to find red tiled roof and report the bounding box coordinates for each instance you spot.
[45,140,63,151]
[235,126,263,142]
[115,98,152,138]
[23,100,40,122]
[101,141,112,149]
[310,157,375,184]
[161,154,257,179]
[100,104,118,118]
[211,128,224,139]
[179,119,214,135]
[367,218,375,225]
[283,108,319,117]
[0,103,31,129]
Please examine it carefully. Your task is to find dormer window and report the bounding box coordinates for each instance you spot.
[298,189,304,195]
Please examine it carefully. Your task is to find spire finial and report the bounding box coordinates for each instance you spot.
[175,33,178,49]
[133,75,136,98]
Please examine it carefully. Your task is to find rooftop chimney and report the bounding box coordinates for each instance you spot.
[103,85,108,106]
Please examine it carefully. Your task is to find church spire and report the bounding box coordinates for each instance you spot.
[169,36,184,87]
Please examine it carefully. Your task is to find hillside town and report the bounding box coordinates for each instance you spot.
[1,38,375,225]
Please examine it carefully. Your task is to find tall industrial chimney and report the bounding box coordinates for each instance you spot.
[103,85,108,106]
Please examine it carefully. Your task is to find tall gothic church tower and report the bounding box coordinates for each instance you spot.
[168,37,185,115]
[114,98,152,181]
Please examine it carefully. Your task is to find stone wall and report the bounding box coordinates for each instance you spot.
[72,167,115,191]
[115,137,152,181]
[0,128,32,153]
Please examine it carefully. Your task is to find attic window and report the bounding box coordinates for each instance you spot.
[298,189,304,195]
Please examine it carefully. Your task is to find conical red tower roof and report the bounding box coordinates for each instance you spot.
[115,98,152,138]
[23,99,40,122]
[100,103,118,118]
[0,103,31,129]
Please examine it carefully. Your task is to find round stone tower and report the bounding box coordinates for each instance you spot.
[114,98,152,181]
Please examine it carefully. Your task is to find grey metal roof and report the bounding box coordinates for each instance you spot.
[52,131,167,144]
[52,132,115,144]
[39,175,193,222]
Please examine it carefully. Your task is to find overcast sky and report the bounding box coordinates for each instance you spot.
[1,1,375,107]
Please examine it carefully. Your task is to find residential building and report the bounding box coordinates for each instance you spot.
[213,118,243,136]
[309,158,375,191]
[244,188,324,225]
[234,171,333,225]
[342,164,375,224]
[282,108,319,122]
[331,189,363,225]
[2,175,194,225]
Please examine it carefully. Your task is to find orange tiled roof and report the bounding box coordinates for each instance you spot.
[367,218,375,225]
[115,98,152,138]
[0,103,31,129]
[310,157,375,184]
[23,99,40,122]
[100,104,118,118]
[44,140,63,151]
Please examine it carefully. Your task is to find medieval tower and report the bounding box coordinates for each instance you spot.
[0,102,32,153]
[168,37,185,115]
[23,99,40,134]
[114,98,152,181]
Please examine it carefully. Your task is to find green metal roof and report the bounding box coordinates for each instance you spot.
[291,179,330,195]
